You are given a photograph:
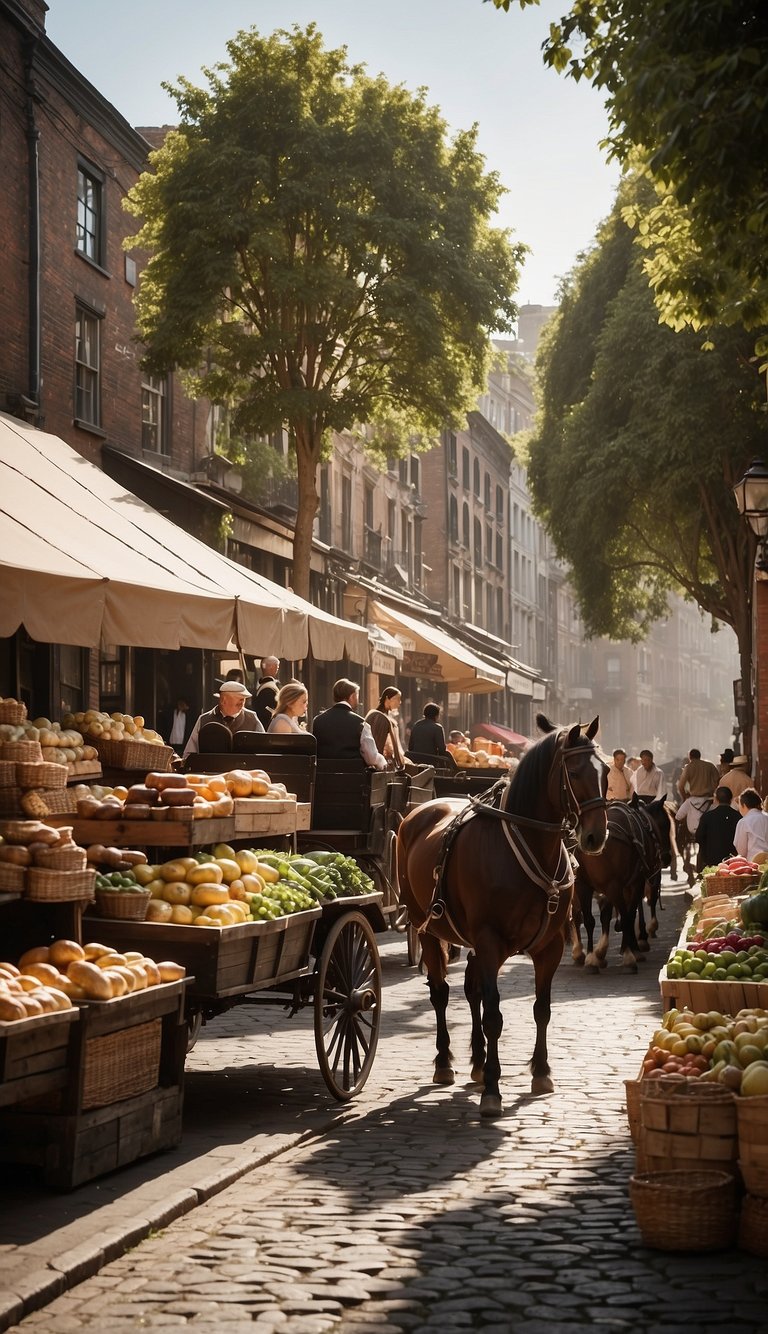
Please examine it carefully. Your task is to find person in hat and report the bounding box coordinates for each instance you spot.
[182,681,264,759]
[719,754,754,808]
[719,747,735,777]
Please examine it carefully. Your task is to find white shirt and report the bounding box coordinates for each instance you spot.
[734,808,768,861]
[676,796,712,835]
[631,764,666,800]
[360,721,387,770]
[169,709,187,746]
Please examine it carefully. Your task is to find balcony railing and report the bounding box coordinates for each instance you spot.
[256,473,298,515]
[363,526,383,568]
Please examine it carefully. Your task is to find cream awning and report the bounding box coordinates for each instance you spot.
[0,414,367,662]
[369,601,505,693]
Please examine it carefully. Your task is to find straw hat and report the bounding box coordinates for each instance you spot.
[732,755,750,768]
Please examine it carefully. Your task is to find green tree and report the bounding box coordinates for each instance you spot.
[489,0,768,336]
[528,181,768,741]
[126,24,524,598]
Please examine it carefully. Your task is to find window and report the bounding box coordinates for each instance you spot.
[462,447,470,489]
[484,473,491,509]
[486,523,493,564]
[141,374,167,453]
[474,517,482,564]
[319,466,331,543]
[496,532,503,571]
[452,564,461,616]
[496,485,504,522]
[410,456,420,492]
[462,502,470,548]
[76,164,104,265]
[75,305,100,426]
[364,483,374,531]
[341,474,352,552]
[449,495,459,543]
[496,588,503,638]
[473,458,481,498]
[447,432,457,477]
[387,498,396,540]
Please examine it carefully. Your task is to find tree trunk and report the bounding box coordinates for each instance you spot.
[291,422,321,603]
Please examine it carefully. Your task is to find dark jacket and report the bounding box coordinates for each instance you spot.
[696,804,741,869]
[407,717,447,757]
[312,702,365,761]
[254,676,279,729]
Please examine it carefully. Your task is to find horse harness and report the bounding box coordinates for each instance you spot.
[607,802,662,882]
[421,741,606,953]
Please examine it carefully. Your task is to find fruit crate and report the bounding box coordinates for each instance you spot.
[0,1008,80,1109]
[82,908,322,999]
[658,963,768,1014]
[0,981,187,1188]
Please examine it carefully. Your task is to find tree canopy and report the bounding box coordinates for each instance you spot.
[489,0,768,335]
[126,24,525,597]
[528,179,768,732]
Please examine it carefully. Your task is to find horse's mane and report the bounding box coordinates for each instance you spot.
[503,726,562,815]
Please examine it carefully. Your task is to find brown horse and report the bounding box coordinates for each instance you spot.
[396,715,608,1117]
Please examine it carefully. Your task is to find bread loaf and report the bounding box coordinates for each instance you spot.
[157,960,186,982]
[67,959,113,1000]
[18,945,50,968]
[0,995,27,1021]
[158,786,195,807]
[145,772,189,790]
[48,939,85,967]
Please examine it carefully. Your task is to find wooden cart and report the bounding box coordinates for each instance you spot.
[82,890,386,1103]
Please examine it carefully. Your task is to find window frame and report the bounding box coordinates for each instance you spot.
[141,373,169,455]
[76,159,106,270]
[74,302,102,429]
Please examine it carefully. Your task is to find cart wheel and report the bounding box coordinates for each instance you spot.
[186,1011,203,1052]
[314,911,381,1100]
[406,918,423,971]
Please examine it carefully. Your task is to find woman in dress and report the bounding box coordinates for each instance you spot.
[365,686,406,769]
[267,681,309,735]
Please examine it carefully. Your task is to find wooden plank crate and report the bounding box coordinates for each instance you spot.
[82,909,322,999]
[659,964,768,1014]
[0,980,187,1188]
[0,1008,79,1109]
[233,798,311,836]
[60,814,237,848]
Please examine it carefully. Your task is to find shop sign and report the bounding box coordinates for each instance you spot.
[395,633,417,653]
[401,650,442,679]
[532,681,547,701]
[507,669,534,697]
[371,650,397,675]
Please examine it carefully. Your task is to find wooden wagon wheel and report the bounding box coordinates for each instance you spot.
[186,1010,203,1052]
[314,911,381,1100]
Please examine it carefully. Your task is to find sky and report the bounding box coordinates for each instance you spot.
[45,0,620,307]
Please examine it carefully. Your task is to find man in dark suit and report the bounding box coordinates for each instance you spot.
[312,679,387,768]
[407,702,447,759]
[696,785,741,871]
[254,656,280,729]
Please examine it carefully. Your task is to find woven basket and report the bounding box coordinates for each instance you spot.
[703,872,760,897]
[0,761,16,788]
[33,846,87,871]
[93,887,151,920]
[736,1095,768,1195]
[0,740,42,763]
[630,1170,738,1251]
[625,1073,643,1144]
[0,787,20,817]
[93,736,173,772]
[638,1078,738,1174]
[739,1193,768,1257]
[81,1017,162,1110]
[0,864,26,892]
[16,761,67,790]
[0,700,27,725]
[34,787,78,816]
[26,867,95,902]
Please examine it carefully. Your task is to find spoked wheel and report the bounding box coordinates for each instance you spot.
[314,911,382,1100]
[186,1010,203,1053]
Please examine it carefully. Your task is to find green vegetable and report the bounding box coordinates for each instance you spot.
[741,890,768,927]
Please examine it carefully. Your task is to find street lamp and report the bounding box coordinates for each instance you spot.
[733,458,768,565]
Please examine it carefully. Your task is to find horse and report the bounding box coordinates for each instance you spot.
[396,714,608,1117]
[570,795,666,974]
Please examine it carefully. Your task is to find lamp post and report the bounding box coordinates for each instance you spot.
[733,459,768,788]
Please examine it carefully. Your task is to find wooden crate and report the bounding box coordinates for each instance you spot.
[659,965,768,1014]
[0,981,187,1188]
[0,1008,79,1108]
[233,796,303,837]
[82,909,321,998]
[60,814,237,848]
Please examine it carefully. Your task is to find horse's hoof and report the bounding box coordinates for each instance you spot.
[598,958,608,969]
[584,963,600,975]
[572,956,585,968]
[530,1075,554,1095]
[480,1092,502,1117]
[637,941,651,953]
[433,1067,455,1085]
[621,961,639,974]
[470,1065,486,1084]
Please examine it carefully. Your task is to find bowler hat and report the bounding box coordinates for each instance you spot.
[216,681,252,698]
[720,748,734,763]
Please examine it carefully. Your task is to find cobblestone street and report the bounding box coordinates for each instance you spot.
[6,877,768,1332]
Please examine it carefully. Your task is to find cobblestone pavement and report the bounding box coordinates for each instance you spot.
[7,876,768,1332]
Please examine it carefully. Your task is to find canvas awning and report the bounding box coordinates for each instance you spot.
[368,600,505,693]
[0,414,368,662]
[472,721,530,749]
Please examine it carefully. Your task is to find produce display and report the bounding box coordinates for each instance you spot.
[73,769,291,821]
[700,854,765,880]
[119,846,376,927]
[0,938,185,1017]
[0,819,93,890]
[62,709,166,747]
[640,1006,768,1095]
[665,882,768,980]
[0,709,98,765]
[446,741,511,770]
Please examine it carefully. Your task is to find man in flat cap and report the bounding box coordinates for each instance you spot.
[183,681,264,759]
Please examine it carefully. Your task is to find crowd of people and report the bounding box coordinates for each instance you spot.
[606,740,768,871]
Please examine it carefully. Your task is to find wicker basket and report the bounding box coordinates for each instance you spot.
[736,1095,768,1195]
[630,1170,738,1251]
[33,846,87,871]
[0,761,16,788]
[625,1072,643,1144]
[81,1017,162,1110]
[26,867,95,902]
[0,787,20,817]
[33,787,78,816]
[703,872,760,897]
[92,736,173,772]
[93,887,151,920]
[638,1077,737,1174]
[739,1193,768,1257]
[0,699,27,725]
[0,740,42,763]
[16,761,67,790]
[0,864,26,892]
